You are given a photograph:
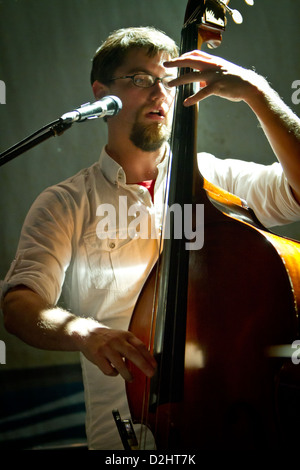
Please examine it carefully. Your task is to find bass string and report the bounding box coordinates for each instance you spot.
[138,127,175,449]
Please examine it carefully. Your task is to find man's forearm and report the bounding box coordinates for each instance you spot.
[2,286,102,352]
[2,285,156,382]
[244,74,300,203]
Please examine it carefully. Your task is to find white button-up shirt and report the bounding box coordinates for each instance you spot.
[3,148,168,320]
[2,147,169,449]
[2,147,300,449]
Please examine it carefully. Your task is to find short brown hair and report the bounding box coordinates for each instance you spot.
[90,26,179,85]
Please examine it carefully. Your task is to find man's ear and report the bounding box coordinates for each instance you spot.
[92,80,109,100]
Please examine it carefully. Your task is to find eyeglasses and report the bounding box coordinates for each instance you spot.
[110,73,175,90]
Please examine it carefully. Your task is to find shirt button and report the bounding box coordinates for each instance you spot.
[109,242,116,249]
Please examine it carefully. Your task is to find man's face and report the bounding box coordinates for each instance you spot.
[107,48,177,152]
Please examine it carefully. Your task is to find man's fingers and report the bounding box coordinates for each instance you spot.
[91,330,157,382]
[104,352,133,382]
[166,49,227,63]
[96,357,120,377]
[109,337,156,382]
[126,335,157,375]
[164,50,222,72]
[168,70,220,88]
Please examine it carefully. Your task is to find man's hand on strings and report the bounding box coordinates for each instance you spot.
[164,50,264,106]
[79,326,157,383]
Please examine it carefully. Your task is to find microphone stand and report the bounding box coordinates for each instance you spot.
[0,119,73,167]
[0,96,121,167]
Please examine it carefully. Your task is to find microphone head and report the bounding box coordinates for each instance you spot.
[60,95,123,123]
[101,95,122,116]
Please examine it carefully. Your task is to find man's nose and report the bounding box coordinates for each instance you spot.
[150,80,170,100]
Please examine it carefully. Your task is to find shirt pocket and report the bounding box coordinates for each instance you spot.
[83,233,117,291]
[83,232,148,292]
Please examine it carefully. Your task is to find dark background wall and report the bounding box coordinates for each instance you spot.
[0,0,299,448]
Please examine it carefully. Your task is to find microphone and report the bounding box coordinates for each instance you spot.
[60,95,122,123]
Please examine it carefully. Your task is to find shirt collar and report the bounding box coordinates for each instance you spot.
[99,147,126,185]
[99,145,170,187]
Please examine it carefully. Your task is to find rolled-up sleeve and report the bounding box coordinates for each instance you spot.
[1,188,74,305]
[198,152,300,228]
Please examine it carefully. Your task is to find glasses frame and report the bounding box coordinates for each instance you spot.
[110,73,175,90]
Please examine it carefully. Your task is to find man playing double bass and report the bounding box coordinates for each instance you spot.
[2,27,300,449]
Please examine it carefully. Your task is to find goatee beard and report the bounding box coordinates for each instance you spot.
[130,121,171,152]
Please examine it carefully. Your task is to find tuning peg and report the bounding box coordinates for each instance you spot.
[215,0,254,26]
[220,2,243,24]
[229,8,243,24]
[218,0,254,24]
[230,0,254,23]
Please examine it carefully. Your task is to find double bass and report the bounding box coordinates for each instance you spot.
[125,0,300,450]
